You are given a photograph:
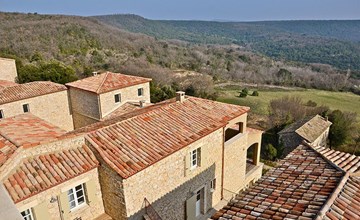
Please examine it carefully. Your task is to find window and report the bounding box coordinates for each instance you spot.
[21,209,34,220]
[23,104,30,113]
[210,179,216,191]
[190,148,201,169]
[68,184,86,210]
[0,110,3,119]
[114,93,121,103]
[137,88,144,96]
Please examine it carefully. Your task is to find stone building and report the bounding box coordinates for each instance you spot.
[86,92,263,220]
[0,62,264,220]
[0,114,108,220]
[212,142,360,220]
[0,57,17,82]
[66,72,152,129]
[0,81,74,131]
[278,114,332,157]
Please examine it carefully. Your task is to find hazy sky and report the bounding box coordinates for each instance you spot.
[1,0,359,21]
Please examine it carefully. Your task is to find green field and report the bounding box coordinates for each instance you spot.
[217,87,360,117]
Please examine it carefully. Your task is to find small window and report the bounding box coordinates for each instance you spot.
[190,148,201,169]
[23,104,30,113]
[138,88,144,96]
[21,208,34,220]
[210,179,216,191]
[68,184,86,210]
[0,110,3,119]
[114,94,121,103]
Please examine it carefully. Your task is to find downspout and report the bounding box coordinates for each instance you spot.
[221,127,225,200]
[56,195,65,220]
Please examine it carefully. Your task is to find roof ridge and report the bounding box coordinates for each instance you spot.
[315,172,350,220]
[95,72,110,94]
[304,142,346,173]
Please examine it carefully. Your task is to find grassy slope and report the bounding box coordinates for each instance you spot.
[217,87,360,117]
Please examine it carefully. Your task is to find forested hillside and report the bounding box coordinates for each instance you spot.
[95,14,360,70]
[0,12,359,98]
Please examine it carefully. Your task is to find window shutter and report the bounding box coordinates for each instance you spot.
[32,202,51,220]
[198,147,202,167]
[59,190,70,219]
[184,152,190,176]
[186,193,197,220]
[85,179,99,205]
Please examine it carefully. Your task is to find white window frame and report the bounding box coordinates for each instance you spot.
[137,87,144,96]
[21,208,34,220]
[67,184,86,211]
[190,148,200,169]
[114,93,121,103]
[0,109,4,119]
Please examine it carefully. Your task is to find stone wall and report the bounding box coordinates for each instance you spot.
[311,127,330,147]
[68,88,101,129]
[0,58,17,82]
[90,128,223,220]
[0,90,74,131]
[279,132,304,157]
[15,169,105,220]
[99,82,150,118]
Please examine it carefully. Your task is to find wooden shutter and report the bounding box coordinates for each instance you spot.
[59,190,70,219]
[32,202,51,220]
[186,194,197,220]
[85,179,99,205]
[184,152,190,177]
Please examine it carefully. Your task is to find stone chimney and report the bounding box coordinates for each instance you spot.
[176,91,185,103]
[139,100,146,108]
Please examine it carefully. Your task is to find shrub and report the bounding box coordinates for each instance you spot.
[239,88,249,97]
[252,90,259,96]
[264,144,277,161]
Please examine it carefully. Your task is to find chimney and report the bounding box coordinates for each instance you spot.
[176,91,185,103]
[92,71,98,76]
[139,100,146,108]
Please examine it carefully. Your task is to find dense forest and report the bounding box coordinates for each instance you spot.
[1,12,359,98]
[95,14,360,71]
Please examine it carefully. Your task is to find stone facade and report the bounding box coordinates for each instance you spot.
[15,169,105,220]
[68,82,150,129]
[99,82,150,118]
[0,90,74,131]
[0,58,17,82]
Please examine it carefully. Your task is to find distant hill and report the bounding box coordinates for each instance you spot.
[94,14,360,70]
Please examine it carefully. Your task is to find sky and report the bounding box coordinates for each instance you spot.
[0,0,359,21]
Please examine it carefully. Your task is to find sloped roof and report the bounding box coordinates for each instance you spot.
[0,134,17,168]
[86,96,249,179]
[0,81,67,105]
[279,115,332,142]
[0,114,66,148]
[325,176,360,220]
[3,145,99,203]
[102,101,153,121]
[0,80,18,89]
[66,72,151,94]
[313,146,360,173]
[211,144,344,220]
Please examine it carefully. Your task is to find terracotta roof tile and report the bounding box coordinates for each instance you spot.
[66,72,151,94]
[102,101,153,121]
[0,80,18,89]
[0,134,17,167]
[86,96,249,179]
[211,144,344,220]
[3,145,98,203]
[0,114,66,148]
[313,146,360,173]
[0,81,66,105]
